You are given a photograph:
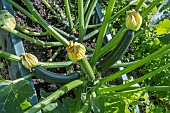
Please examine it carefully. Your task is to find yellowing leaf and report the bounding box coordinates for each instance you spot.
[155,19,170,35]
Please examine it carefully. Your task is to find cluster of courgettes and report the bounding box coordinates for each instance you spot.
[97,30,134,72]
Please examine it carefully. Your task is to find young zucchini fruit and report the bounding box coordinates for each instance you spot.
[97,30,134,72]
[33,67,80,83]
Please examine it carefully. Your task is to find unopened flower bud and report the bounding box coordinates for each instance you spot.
[67,41,86,62]
[20,53,38,69]
[0,10,16,30]
[126,9,142,31]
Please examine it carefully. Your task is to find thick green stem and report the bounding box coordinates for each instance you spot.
[87,23,101,28]
[77,103,89,113]
[99,25,127,57]
[16,25,48,36]
[83,28,100,41]
[100,62,170,92]
[90,0,116,67]
[74,86,82,112]
[2,26,62,47]
[111,61,139,68]
[84,0,98,33]
[38,61,73,68]
[78,0,85,43]
[64,0,74,29]
[47,48,60,62]
[23,0,69,46]
[25,77,87,113]
[141,0,160,18]
[118,86,170,92]
[41,0,63,24]
[0,50,20,62]
[84,0,91,13]
[78,58,95,81]
[77,88,91,113]
[135,0,145,11]
[86,46,95,52]
[109,1,134,23]
[99,46,170,84]
[12,73,35,83]
[53,26,75,39]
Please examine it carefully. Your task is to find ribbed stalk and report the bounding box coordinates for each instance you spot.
[100,62,170,92]
[16,25,48,36]
[38,61,73,68]
[74,86,82,112]
[25,77,87,113]
[78,0,85,43]
[141,0,160,18]
[87,23,101,28]
[84,0,98,33]
[23,0,69,46]
[90,0,116,67]
[12,73,35,84]
[47,48,60,62]
[84,0,91,13]
[41,0,63,24]
[2,26,62,47]
[53,26,75,39]
[78,58,95,81]
[99,25,127,57]
[117,86,170,93]
[99,46,170,84]
[0,50,20,62]
[83,28,100,41]
[64,0,74,29]
[111,61,139,68]
[135,0,145,11]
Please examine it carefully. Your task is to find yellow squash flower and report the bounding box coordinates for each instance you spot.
[20,53,38,69]
[67,41,86,62]
[126,9,142,31]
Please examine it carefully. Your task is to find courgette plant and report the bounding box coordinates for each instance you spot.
[0,0,170,112]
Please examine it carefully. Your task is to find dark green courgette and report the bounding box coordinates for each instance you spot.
[97,30,134,72]
[33,67,80,83]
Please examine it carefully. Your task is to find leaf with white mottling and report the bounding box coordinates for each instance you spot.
[0,80,34,113]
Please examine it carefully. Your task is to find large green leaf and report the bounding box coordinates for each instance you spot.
[92,94,130,113]
[150,0,170,25]
[0,80,34,113]
[92,89,147,113]
[0,80,11,91]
